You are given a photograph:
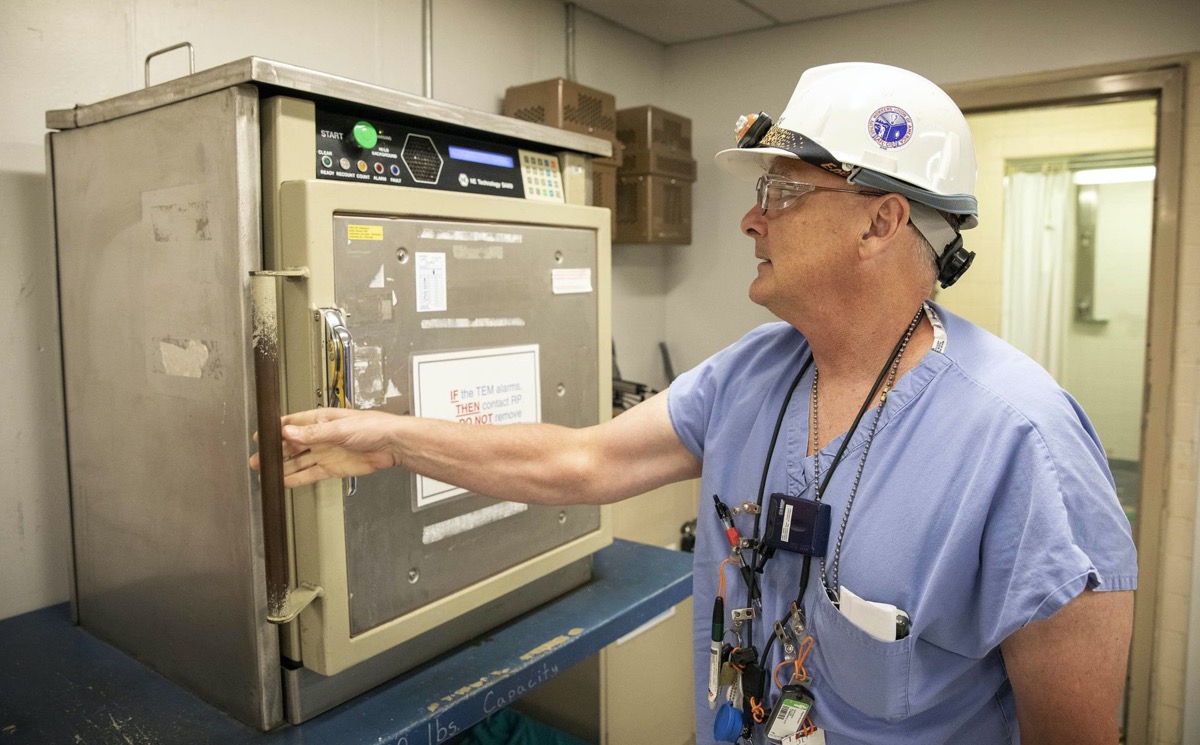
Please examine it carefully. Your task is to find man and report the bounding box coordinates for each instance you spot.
[255,63,1136,744]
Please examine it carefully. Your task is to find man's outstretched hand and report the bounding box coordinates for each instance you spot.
[250,408,400,488]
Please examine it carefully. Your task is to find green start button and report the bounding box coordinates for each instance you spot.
[351,120,378,149]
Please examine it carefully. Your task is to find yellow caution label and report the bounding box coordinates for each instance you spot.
[347,224,384,241]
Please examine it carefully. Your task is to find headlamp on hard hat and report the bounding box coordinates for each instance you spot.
[734,111,773,149]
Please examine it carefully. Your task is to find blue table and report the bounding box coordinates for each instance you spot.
[0,540,692,744]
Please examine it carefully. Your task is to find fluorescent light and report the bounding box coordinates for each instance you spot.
[1073,166,1156,185]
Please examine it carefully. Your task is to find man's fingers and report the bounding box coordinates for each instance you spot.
[282,450,319,477]
[282,421,333,446]
[283,464,332,489]
[281,457,372,488]
[258,409,384,488]
[282,407,356,428]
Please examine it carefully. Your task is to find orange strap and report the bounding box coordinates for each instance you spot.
[716,557,737,600]
[749,695,767,723]
[793,635,814,681]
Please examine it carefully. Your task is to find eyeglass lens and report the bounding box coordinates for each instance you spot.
[756,175,883,214]
[756,175,814,214]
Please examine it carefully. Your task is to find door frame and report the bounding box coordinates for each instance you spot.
[947,59,1186,745]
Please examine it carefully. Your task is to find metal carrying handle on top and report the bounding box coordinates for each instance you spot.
[144,41,195,88]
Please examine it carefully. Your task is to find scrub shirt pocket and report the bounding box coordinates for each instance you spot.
[809,588,914,722]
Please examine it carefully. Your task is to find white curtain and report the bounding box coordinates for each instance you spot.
[1000,169,1073,381]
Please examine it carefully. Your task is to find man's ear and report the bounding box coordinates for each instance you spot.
[859,193,911,257]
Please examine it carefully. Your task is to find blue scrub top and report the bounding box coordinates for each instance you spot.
[668,303,1137,745]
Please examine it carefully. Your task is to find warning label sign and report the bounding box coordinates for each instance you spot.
[347,224,383,241]
[411,344,541,506]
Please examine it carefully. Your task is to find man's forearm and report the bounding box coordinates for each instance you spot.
[388,416,613,505]
[276,392,700,504]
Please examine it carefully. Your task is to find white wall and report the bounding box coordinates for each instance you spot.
[1066,179,1154,462]
[656,0,1200,374]
[0,0,665,621]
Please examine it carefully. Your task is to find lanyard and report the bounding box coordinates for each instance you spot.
[710,307,926,743]
[756,306,925,606]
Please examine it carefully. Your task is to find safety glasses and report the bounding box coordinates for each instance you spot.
[756,174,885,215]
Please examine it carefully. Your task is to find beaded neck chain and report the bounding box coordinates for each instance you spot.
[810,305,925,597]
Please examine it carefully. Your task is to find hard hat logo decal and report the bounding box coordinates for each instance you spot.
[869,106,913,149]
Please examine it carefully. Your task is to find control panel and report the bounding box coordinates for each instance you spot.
[316,109,563,202]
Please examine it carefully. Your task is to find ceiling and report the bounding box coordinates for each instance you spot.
[567,0,921,45]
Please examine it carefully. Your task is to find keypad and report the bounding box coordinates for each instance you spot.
[519,150,563,202]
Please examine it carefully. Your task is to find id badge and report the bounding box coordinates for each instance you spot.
[764,493,831,556]
[766,683,814,743]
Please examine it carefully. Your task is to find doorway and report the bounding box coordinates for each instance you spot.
[943,66,1187,745]
[949,100,1156,518]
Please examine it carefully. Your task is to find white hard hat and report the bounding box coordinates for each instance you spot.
[716,62,979,286]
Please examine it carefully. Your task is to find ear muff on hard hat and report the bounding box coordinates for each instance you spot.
[909,202,974,288]
[716,62,980,288]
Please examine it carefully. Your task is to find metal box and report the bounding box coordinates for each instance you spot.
[47,58,613,731]
[595,139,624,169]
[620,147,697,182]
[615,173,692,245]
[504,78,617,142]
[615,105,692,157]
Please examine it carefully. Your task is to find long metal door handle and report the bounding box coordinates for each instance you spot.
[251,269,322,624]
[322,309,357,497]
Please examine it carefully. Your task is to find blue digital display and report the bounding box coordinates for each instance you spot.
[448,145,514,169]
